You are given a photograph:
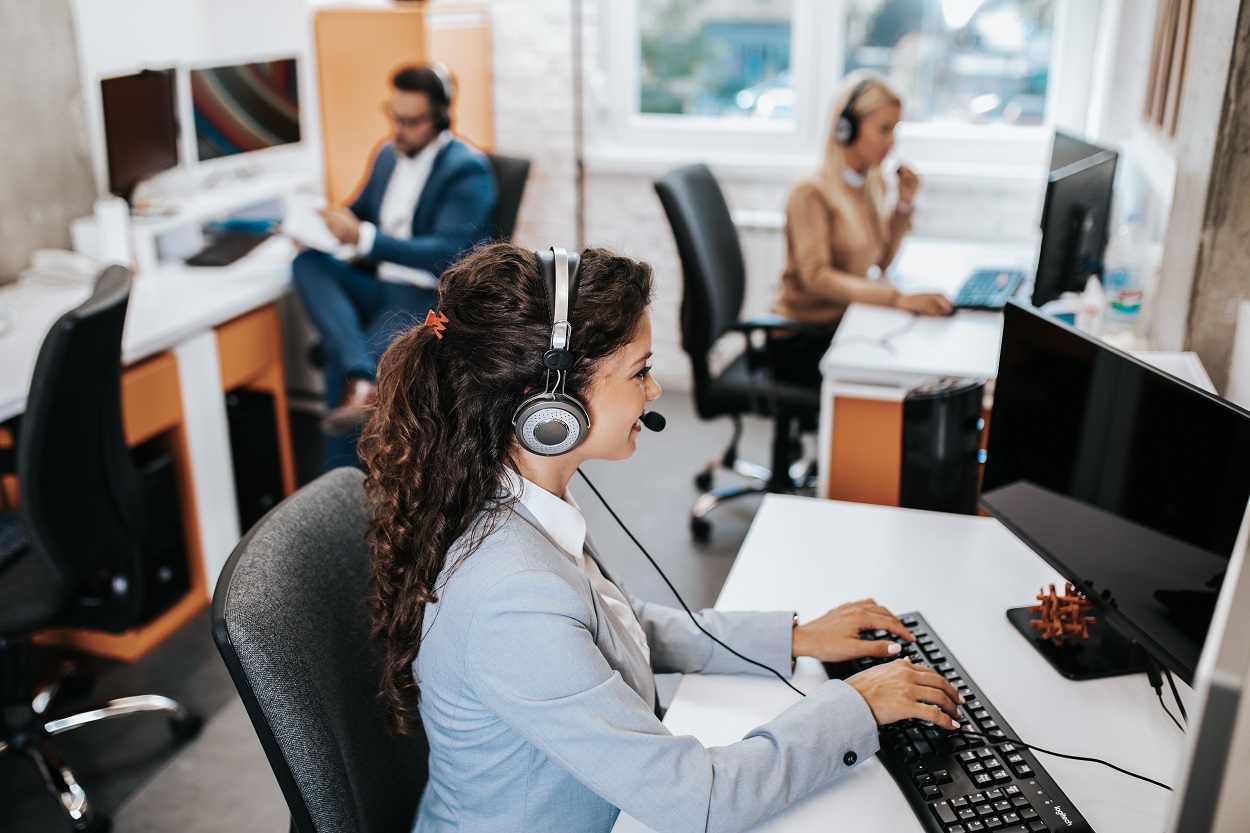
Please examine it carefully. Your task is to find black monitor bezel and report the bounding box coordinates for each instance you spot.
[979,299,1250,684]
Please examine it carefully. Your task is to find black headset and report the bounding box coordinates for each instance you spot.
[427,63,455,132]
[834,77,877,147]
[511,248,591,456]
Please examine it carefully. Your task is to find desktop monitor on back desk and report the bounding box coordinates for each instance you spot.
[1031,134,1118,308]
[980,300,1250,685]
[100,68,180,202]
[190,57,301,163]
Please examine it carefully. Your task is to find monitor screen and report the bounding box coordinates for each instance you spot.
[981,301,1250,683]
[100,69,180,201]
[191,58,301,162]
[1032,145,1118,307]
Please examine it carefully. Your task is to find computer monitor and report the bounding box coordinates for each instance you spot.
[100,69,180,202]
[1031,136,1118,307]
[1168,500,1250,831]
[190,58,301,162]
[980,300,1250,684]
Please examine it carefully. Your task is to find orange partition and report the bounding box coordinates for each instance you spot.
[827,397,905,506]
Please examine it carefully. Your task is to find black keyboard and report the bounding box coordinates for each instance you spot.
[825,612,1093,833]
[953,269,1026,310]
[185,230,272,267]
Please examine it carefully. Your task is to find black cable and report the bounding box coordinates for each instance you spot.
[958,727,1172,791]
[577,469,806,697]
[580,467,1175,790]
[1164,666,1188,725]
[1156,690,1184,732]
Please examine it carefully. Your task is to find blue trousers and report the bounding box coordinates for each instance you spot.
[291,250,437,468]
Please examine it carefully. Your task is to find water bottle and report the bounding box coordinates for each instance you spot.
[1076,274,1106,336]
[1103,214,1146,327]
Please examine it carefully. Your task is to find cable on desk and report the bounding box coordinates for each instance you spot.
[825,312,922,357]
[957,727,1172,791]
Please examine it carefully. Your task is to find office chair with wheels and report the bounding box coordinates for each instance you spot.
[485,152,531,240]
[0,266,200,833]
[212,467,429,833]
[654,164,821,541]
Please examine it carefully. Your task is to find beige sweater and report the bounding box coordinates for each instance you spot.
[771,178,912,330]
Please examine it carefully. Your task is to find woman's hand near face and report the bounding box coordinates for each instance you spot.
[847,659,964,729]
[791,598,915,663]
[894,292,953,316]
[897,163,920,205]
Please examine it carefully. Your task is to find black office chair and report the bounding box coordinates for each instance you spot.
[0,266,200,833]
[485,152,531,240]
[654,164,821,541]
[212,467,428,833]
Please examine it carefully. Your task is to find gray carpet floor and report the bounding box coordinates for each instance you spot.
[17,390,790,833]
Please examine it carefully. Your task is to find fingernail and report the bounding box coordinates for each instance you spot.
[887,643,901,655]
[958,694,966,704]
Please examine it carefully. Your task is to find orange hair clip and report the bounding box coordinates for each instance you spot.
[423,309,449,339]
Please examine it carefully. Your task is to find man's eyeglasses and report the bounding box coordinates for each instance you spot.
[383,104,436,129]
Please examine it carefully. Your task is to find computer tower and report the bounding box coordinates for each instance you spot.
[225,388,285,533]
[132,441,190,622]
[899,377,986,515]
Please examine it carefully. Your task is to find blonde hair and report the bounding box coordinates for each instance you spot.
[816,71,904,253]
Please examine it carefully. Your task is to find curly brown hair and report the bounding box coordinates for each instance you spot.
[359,243,655,733]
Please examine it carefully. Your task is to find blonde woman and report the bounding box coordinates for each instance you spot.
[771,71,951,385]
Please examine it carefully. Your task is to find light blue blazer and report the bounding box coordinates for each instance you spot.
[412,501,879,832]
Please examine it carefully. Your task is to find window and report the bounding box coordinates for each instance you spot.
[595,0,1093,168]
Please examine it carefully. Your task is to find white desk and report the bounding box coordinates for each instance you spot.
[613,495,1186,832]
[817,237,1034,503]
[0,237,296,659]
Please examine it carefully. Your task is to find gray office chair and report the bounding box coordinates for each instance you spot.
[655,164,821,541]
[0,266,200,833]
[212,467,428,833]
[485,152,531,240]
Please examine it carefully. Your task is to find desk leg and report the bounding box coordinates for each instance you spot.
[175,332,243,594]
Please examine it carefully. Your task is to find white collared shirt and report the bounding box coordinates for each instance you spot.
[356,130,453,289]
[503,470,652,666]
[843,167,867,188]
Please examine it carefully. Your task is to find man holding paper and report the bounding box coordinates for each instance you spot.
[291,63,496,453]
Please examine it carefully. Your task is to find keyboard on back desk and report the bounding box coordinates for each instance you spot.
[825,612,1094,833]
[185,229,272,267]
[953,269,1026,310]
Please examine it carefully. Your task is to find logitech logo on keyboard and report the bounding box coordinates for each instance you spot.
[1052,805,1074,827]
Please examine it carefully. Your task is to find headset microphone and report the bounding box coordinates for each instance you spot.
[640,411,666,432]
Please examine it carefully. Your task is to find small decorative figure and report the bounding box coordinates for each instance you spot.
[1029,582,1097,646]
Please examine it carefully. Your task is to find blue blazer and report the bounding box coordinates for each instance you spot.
[413,501,879,833]
[349,138,497,277]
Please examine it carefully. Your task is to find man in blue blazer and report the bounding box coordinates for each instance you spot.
[292,64,496,459]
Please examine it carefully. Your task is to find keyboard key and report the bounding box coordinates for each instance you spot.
[985,818,1004,830]
[959,808,977,821]
[965,821,985,832]
[924,785,944,800]
[1027,821,1048,832]
[1013,764,1034,777]
[1001,811,1021,824]
[933,803,959,825]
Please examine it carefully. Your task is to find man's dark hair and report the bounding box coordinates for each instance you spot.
[391,64,452,109]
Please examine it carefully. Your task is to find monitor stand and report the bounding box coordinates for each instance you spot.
[1006,606,1152,680]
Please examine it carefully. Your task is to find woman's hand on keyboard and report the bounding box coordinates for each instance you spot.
[894,292,953,316]
[791,598,915,662]
[846,659,964,729]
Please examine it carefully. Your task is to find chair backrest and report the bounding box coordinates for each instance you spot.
[653,164,749,380]
[212,467,428,833]
[18,265,145,631]
[485,152,531,240]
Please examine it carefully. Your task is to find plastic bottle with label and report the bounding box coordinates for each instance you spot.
[1103,214,1146,328]
[1076,274,1106,336]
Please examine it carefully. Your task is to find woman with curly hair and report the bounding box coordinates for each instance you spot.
[360,242,962,832]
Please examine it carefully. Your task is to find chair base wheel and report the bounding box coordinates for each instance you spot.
[170,713,203,741]
[695,471,713,491]
[691,517,711,542]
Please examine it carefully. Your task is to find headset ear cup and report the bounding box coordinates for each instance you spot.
[512,393,590,456]
[835,113,855,146]
[436,109,451,131]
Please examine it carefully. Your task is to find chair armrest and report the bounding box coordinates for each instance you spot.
[729,314,825,339]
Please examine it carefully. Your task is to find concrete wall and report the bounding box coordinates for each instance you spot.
[1184,2,1250,393]
[0,0,97,284]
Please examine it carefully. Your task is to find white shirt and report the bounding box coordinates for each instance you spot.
[356,130,453,289]
[502,470,652,666]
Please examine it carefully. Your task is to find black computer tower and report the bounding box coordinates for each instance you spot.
[899,377,986,515]
[225,388,285,533]
[132,441,190,622]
